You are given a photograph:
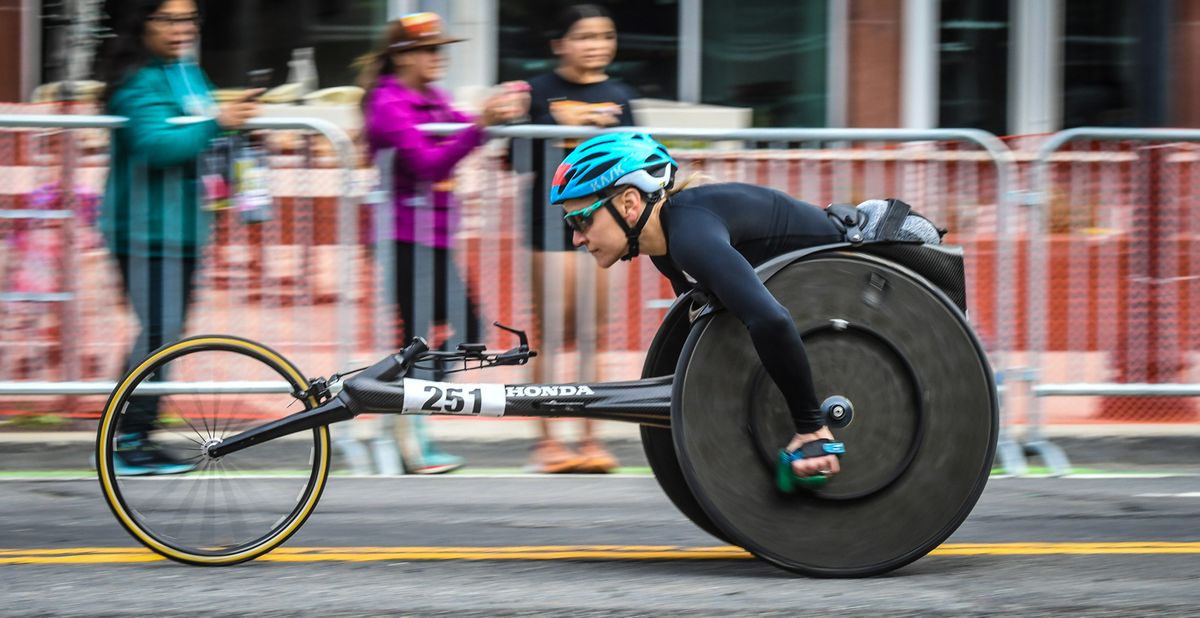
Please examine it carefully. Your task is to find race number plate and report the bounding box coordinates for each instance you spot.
[401,378,506,417]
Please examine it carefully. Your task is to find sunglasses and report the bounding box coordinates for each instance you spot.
[562,194,616,233]
[148,13,202,27]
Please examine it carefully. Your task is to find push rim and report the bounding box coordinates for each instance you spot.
[745,320,926,501]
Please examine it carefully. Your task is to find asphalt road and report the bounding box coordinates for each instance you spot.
[3,475,1200,616]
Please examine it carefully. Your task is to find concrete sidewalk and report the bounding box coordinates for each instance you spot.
[2,419,1199,473]
[0,417,640,444]
[5,418,1200,443]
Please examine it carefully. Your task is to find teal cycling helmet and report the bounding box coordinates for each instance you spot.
[550,132,678,260]
[550,132,677,204]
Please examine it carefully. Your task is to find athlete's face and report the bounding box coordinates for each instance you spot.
[563,187,641,268]
[553,17,617,72]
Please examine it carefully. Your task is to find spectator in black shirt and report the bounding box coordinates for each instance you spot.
[521,4,636,474]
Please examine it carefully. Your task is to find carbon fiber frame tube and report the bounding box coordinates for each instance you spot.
[339,370,672,425]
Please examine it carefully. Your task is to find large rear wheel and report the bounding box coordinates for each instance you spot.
[672,252,997,577]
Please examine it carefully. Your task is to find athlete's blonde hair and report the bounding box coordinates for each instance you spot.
[665,171,712,199]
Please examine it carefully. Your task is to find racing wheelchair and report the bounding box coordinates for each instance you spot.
[96,202,997,577]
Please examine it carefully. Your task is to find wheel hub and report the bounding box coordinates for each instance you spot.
[201,438,224,460]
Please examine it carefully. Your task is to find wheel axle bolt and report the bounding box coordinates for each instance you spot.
[820,396,854,428]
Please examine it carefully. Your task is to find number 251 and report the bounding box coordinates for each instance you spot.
[422,386,483,415]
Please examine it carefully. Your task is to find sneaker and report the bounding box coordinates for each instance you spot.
[407,449,465,475]
[406,417,465,475]
[576,439,619,474]
[111,433,198,476]
[524,439,586,474]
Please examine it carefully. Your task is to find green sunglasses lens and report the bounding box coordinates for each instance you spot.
[563,199,606,232]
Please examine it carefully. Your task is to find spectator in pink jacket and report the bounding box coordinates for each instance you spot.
[356,12,527,474]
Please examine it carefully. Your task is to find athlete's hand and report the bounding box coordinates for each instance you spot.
[785,426,841,478]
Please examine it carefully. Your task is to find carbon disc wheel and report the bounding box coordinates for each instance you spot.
[672,252,997,577]
[638,296,729,543]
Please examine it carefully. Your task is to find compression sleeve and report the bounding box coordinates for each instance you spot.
[667,207,824,433]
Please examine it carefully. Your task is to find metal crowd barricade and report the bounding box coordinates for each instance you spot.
[413,123,1025,471]
[0,114,363,413]
[1,115,1042,474]
[1026,128,1200,473]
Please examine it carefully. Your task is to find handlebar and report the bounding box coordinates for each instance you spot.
[337,323,536,417]
[404,322,537,374]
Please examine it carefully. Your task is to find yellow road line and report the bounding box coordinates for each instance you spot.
[2,543,1200,564]
[931,542,1200,555]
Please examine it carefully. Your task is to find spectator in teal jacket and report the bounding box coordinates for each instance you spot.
[97,0,259,475]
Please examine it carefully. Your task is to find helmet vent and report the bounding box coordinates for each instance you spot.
[575,151,607,164]
[578,165,613,183]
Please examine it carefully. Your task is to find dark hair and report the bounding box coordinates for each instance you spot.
[97,0,196,107]
[353,19,411,109]
[552,3,613,40]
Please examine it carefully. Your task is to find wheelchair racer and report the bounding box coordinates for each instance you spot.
[550,132,846,483]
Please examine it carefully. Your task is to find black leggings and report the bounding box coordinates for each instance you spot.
[115,254,200,435]
[393,242,482,376]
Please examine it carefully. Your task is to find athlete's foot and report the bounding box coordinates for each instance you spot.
[524,439,586,474]
[784,426,841,478]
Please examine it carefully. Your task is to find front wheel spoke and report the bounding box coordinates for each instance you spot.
[168,431,207,448]
[203,463,218,549]
[173,409,213,448]
[209,384,226,445]
[131,466,192,522]
[220,456,276,529]
[196,392,215,442]
[216,459,251,547]
[222,452,300,535]
[166,462,210,547]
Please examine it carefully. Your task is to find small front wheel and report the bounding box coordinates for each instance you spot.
[96,335,331,566]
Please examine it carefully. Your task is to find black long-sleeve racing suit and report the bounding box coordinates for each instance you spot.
[649,182,843,433]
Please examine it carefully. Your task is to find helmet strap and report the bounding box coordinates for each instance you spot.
[605,190,661,261]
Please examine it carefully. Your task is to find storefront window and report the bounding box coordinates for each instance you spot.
[1062,0,1168,127]
[197,0,388,89]
[938,0,1008,134]
[497,0,679,100]
[700,0,827,127]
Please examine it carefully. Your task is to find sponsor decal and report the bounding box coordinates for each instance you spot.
[505,385,596,398]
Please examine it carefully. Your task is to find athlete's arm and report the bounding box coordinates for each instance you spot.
[666,207,824,432]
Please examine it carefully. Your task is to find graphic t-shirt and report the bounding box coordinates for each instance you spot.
[520,72,637,251]
[527,72,637,128]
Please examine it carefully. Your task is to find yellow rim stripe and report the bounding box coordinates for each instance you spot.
[96,336,330,565]
[5,543,1200,564]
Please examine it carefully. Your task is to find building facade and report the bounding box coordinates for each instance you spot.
[3,0,1199,132]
